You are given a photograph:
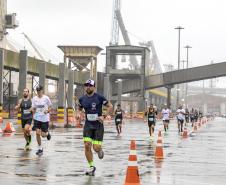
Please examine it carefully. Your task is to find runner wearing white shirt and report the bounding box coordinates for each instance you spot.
[32,85,52,156]
[176,105,185,133]
[161,105,171,132]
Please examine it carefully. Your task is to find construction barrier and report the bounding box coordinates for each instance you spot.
[75,113,83,128]
[124,140,141,185]
[66,107,75,127]
[57,107,65,123]
[17,113,21,124]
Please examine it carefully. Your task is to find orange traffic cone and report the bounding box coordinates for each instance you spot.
[155,131,164,160]
[124,140,141,185]
[182,127,188,138]
[3,122,15,133]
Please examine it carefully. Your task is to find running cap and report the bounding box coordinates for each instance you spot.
[36,85,43,91]
[84,79,95,87]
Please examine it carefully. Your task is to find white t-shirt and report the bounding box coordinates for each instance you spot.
[162,108,171,120]
[32,95,52,122]
[176,108,185,120]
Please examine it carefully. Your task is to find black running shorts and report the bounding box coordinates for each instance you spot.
[83,122,104,145]
[21,118,32,129]
[33,120,49,132]
[148,122,155,127]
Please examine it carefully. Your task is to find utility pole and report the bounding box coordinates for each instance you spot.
[175,26,184,108]
[181,60,187,105]
[184,45,192,107]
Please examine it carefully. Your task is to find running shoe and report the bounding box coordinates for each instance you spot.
[97,149,104,159]
[28,135,31,144]
[47,132,51,140]
[85,166,96,176]
[36,149,43,155]
[24,142,30,151]
[150,135,154,141]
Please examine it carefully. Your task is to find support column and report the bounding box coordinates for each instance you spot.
[117,81,122,105]
[0,49,3,117]
[67,70,74,108]
[38,62,46,91]
[166,86,172,109]
[66,70,74,126]
[18,50,28,99]
[203,103,208,115]
[220,103,225,115]
[57,63,65,124]
[103,74,110,100]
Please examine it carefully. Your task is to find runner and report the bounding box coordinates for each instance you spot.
[15,88,33,151]
[185,108,190,126]
[194,109,199,122]
[176,105,185,133]
[161,105,171,132]
[198,109,203,121]
[190,108,195,127]
[32,85,52,156]
[114,104,124,135]
[145,104,157,140]
[77,79,113,176]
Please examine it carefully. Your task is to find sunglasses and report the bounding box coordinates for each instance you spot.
[84,84,94,87]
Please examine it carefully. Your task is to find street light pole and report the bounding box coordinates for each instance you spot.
[175,26,184,108]
[184,45,192,108]
[181,60,187,105]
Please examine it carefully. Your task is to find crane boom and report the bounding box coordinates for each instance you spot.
[115,10,138,69]
[22,33,45,61]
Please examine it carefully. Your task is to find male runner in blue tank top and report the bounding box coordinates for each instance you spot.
[15,88,33,150]
[77,79,113,176]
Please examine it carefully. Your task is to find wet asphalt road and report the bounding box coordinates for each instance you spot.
[0,117,225,185]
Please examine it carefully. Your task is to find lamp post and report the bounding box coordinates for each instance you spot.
[175,26,184,108]
[184,45,192,107]
[181,60,187,105]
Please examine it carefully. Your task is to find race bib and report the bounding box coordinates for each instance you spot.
[116,119,121,122]
[36,107,45,114]
[149,118,154,121]
[23,109,31,115]
[87,114,98,121]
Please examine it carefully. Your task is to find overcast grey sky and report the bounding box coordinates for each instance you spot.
[7,0,226,74]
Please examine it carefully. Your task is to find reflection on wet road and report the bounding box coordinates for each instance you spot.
[0,117,226,184]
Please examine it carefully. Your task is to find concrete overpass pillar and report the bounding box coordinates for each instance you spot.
[66,69,74,126]
[117,81,122,105]
[0,49,3,114]
[145,91,150,109]
[18,50,28,99]
[166,86,172,109]
[57,63,65,124]
[203,103,208,115]
[38,61,46,92]
[220,103,226,115]
[138,100,145,112]
[67,70,74,108]
[103,74,110,100]
[152,95,156,105]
